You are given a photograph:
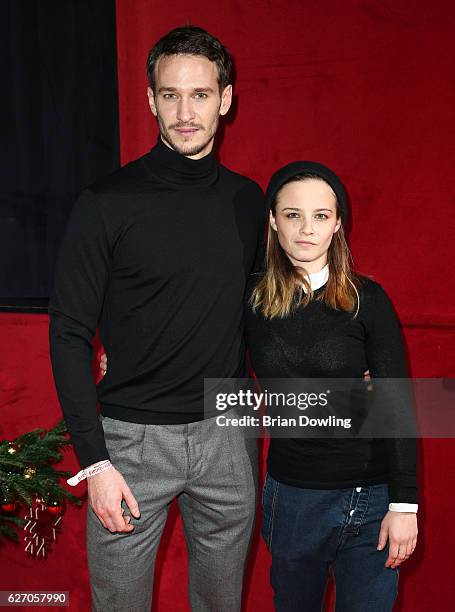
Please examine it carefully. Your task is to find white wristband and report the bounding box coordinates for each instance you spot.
[389,502,418,513]
[67,460,113,486]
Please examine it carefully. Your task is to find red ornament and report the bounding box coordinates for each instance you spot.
[45,497,65,516]
[1,501,17,513]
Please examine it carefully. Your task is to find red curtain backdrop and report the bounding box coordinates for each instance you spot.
[2,1,455,610]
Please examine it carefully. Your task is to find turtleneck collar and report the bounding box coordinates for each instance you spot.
[301,264,329,293]
[145,136,219,188]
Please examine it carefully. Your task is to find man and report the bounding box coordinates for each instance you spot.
[49,26,265,612]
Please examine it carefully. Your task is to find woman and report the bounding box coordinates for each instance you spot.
[245,161,418,611]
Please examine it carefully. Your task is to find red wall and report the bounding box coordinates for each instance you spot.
[116,0,455,321]
[2,1,455,610]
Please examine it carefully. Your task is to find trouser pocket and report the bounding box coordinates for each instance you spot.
[261,472,278,550]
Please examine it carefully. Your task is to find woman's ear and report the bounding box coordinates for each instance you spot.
[333,217,342,233]
[269,209,278,232]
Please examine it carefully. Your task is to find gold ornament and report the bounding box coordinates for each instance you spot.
[7,442,20,454]
[23,466,37,480]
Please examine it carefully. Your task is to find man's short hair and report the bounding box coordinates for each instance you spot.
[146,25,232,93]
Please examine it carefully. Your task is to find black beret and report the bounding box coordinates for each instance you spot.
[265,161,348,224]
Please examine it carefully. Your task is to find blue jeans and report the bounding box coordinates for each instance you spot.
[262,473,399,612]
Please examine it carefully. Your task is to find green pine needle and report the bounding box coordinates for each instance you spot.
[0,419,83,543]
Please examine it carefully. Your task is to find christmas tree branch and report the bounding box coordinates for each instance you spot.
[1,419,83,544]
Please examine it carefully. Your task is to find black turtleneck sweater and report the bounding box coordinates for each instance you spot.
[49,138,265,468]
[245,277,418,504]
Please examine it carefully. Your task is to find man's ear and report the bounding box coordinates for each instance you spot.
[269,209,278,232]
[147,87,157,117]
[219,84,233,116]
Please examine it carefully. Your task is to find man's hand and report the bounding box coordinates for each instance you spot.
[87,465,140,533]
[100,352,107,375]
[377,511,418,568]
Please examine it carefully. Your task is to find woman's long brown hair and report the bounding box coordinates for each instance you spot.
[250,174,362,319]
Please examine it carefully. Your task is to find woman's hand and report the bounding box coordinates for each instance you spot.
[377,511,418,568]
[100,353,107,376]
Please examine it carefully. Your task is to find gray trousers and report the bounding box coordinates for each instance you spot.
[86,414,258,612]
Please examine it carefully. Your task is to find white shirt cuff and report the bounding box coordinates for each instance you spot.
[389,502,418,513]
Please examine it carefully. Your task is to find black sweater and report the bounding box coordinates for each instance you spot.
[49,138,265,468]
[245,277,418,503]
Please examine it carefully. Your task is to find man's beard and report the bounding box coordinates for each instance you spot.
[157,114,219,157]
